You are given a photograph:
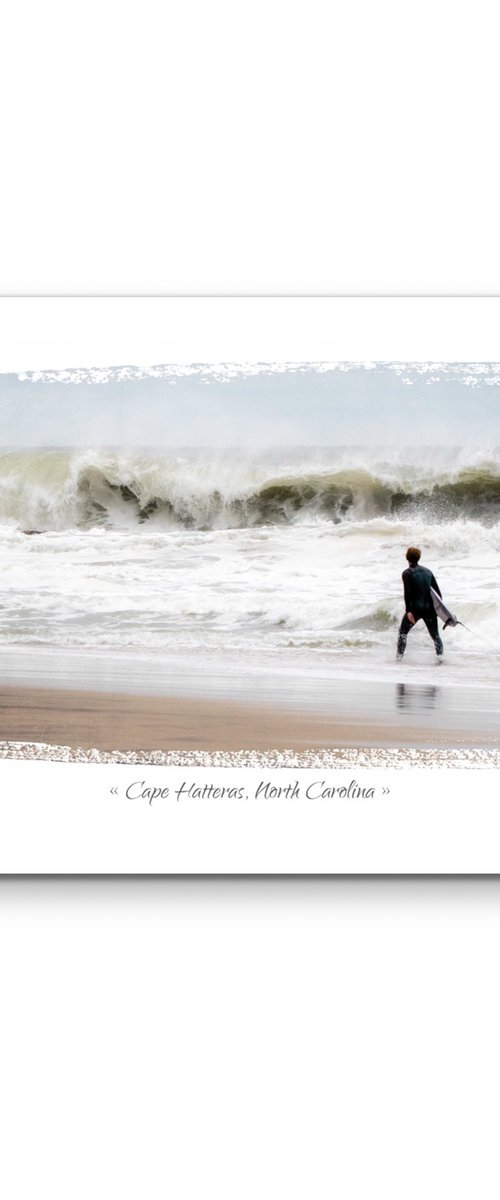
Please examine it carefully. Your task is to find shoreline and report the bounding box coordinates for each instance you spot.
[0,680,498,756]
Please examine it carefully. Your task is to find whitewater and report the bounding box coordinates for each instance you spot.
[0,445,499,690]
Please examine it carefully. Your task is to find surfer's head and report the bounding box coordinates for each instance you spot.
[406,546,421,566]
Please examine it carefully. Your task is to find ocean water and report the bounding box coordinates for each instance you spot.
[0,444,499,691]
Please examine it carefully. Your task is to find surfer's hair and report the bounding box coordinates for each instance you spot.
[406,546,421,565]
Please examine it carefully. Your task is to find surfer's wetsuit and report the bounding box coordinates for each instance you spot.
[397,564,444,658]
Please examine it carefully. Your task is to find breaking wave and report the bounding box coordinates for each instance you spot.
[1,447,500,532]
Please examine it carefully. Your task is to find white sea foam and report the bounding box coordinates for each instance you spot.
[1,445,500,531]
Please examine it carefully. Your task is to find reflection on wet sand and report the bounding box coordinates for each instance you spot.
[396,683,439,713]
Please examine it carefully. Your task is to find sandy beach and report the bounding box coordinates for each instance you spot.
[1,675,499,755]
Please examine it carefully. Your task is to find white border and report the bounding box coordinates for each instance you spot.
[0,762,498,874]
[1,296,500,371]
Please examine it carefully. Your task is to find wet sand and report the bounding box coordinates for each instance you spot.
[0,681,498,753]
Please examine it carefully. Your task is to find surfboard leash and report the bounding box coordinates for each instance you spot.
[454,620,490,644]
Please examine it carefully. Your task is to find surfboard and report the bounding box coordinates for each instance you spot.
[430,586,459,629]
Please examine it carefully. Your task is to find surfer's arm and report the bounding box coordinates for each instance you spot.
[430,573,442,598]
[402,569,414,614]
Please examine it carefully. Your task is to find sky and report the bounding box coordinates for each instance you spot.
[0,362,499,447]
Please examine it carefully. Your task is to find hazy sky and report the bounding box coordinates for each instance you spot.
[0,362,499,447]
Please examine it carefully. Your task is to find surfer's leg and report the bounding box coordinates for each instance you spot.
[397,614,413,657]
[423,610,443,656]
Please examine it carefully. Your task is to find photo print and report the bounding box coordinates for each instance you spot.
[0,298,499,873]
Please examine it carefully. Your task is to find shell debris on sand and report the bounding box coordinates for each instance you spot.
[0,742,499,768]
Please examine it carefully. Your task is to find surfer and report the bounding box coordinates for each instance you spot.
[397,546,444,660]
